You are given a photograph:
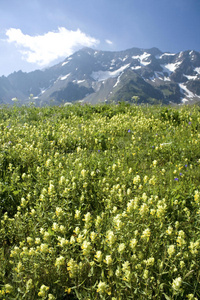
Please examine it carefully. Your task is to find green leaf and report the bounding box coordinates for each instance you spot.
[48,228,54,235]
[163,293,171,300]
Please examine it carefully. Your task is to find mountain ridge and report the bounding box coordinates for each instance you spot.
[1,46,200,105]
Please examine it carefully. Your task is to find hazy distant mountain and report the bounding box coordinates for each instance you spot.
[1,47,200,105]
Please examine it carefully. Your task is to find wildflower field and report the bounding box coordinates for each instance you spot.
[0,103,200,299]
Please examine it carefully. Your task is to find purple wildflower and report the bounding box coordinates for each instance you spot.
[174,178,179,181]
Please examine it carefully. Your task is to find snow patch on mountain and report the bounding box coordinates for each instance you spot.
[113,72,124,88]
[195,67,200,74]
[179,82,200,104]
[183,74,198,80]
[40,88,46,95]
[157,53,176,59]
[148,71,171,82]
[60,73,70,80]
[132,52,151,66]
[179,83,195,99]
[164,61,182,72]
[131,66,141,70]
[178,51,184,58]
[190,51,197,61]
[62,61,69,67]
[164,77,171,81]
[122,55,128,61]
[91,64,130,81]
[161,61,182,75]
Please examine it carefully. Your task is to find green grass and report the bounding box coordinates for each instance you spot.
[0,102,200,299]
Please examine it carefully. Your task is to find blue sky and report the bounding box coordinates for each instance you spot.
[0,0,200,76]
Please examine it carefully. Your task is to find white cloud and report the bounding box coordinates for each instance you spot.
[105,39,113,45]
[6,27,99,66]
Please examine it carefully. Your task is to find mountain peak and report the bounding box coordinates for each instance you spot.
[145,47,163,56]
[0,47,200,105]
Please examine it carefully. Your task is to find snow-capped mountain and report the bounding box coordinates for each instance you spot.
[1,47,200,105]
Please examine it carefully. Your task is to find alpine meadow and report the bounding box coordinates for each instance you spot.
[0,102,200,299]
